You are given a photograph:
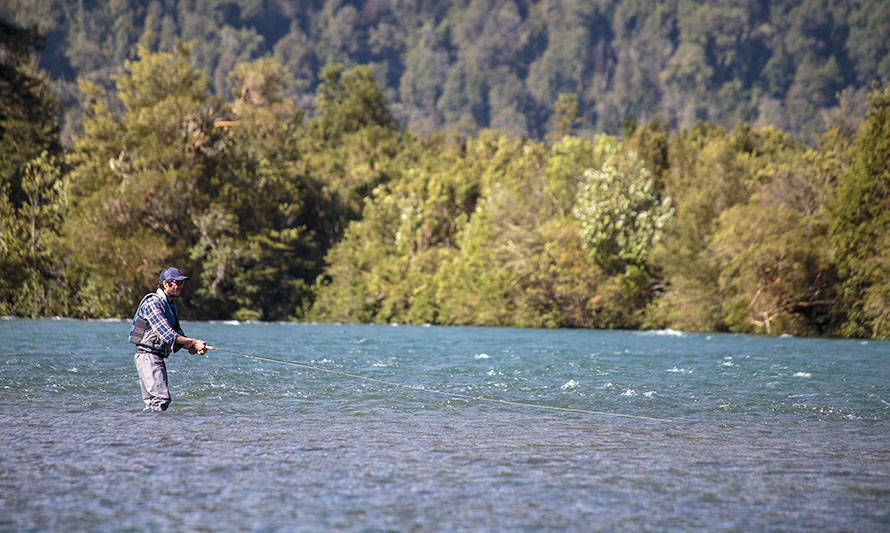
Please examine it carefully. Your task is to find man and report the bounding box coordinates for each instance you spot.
[129,266,208,411]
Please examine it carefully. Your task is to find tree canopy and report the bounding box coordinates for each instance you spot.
[2,0,888,144]
[1,11,888,340]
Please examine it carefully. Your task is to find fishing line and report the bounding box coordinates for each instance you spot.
[206,346,672,422]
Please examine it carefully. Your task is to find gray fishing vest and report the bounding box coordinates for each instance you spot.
[129,293,178,357]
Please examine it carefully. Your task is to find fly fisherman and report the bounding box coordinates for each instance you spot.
[129,267,208,411]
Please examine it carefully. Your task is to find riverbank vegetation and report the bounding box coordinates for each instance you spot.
[1,7,888,338]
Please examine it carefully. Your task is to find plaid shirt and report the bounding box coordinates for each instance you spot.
[139,289,183,353]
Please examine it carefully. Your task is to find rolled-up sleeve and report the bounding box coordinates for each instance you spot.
[141,298,179,351]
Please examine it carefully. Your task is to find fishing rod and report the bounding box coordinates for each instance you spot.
[206,346,672,422]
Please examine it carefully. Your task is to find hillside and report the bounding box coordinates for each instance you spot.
[3,0,888,143]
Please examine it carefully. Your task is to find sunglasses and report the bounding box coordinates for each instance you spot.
[168,279,185,286]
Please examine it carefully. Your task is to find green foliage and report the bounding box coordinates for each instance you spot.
[312,131,628,329]
[0,17,61,207]
[0,151,68,317]
[311,134,480,324]
[313,63,397,141]
[60,45,220,316]
[830,83,890,338]
[547,93,581,140]
[188,57,321,321]
[298,63,404,244]
[574,146,673,275]
[647,123,788,332]
[6,1,887,142]
[2,5,889,339]
[433,134,546,326]
[709,157,836,335]
[0,18,66,316]
[645,121,851,336]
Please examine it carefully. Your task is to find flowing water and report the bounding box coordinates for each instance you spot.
[1,318,888,531]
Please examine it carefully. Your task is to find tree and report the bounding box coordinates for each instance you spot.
[645,123,765,332]
[300,62,403,246]
[547,93,581,141]
[398,22,449,135]
[0,17,61,207]
[0,151,68,316]
[830,83,890,338]
[436,133,608,328]
[574,147,672,275]
[313,62,397,141]
[311,134,479,324]
[62,44,221,317]
[708,143,838,335]
[189,57,321,321]
[0,18,66,316]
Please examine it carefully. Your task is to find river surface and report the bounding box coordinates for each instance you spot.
[1,319,888,531]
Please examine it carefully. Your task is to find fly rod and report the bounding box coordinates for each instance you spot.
[206,346,672,422]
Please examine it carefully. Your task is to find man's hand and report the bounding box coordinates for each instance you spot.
[175,335,209,355]
[192,339,208,355]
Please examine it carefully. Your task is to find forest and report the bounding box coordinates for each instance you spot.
[1,1,888,339]
[4,0,890,143]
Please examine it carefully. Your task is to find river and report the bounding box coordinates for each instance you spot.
[1,319,888,531]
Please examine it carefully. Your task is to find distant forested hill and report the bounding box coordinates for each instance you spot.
[2,0,888,143]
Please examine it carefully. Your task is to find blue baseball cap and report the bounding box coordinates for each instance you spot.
[160,267,189,282]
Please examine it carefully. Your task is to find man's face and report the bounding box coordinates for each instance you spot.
[164,279,184,297]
